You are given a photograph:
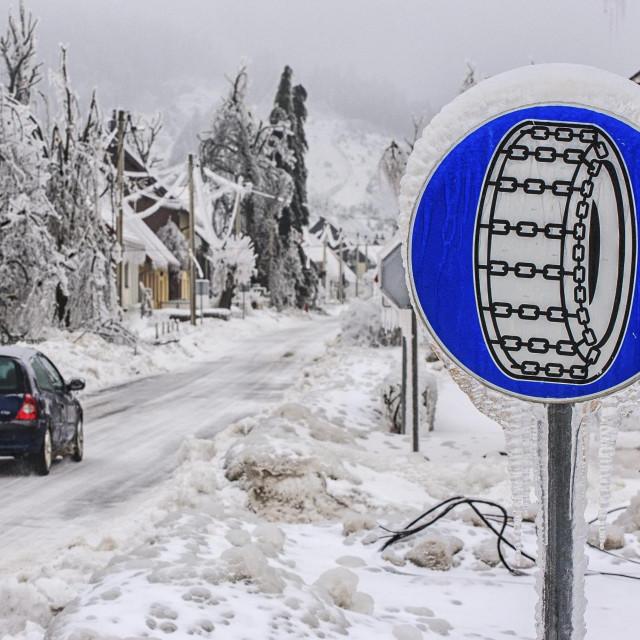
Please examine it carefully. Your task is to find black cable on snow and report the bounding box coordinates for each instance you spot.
[379,498,640,581]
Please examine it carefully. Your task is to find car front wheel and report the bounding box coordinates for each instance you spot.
[72,420,83,462]
[31,428,52,476]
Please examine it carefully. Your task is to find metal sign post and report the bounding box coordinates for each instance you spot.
[402,65,640,640]
[544,403,575,640]
[379,242,419,450]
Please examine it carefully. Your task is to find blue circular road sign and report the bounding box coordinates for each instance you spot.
[408,104,640,402]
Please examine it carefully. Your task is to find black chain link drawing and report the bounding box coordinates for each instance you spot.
[474,120,636,384]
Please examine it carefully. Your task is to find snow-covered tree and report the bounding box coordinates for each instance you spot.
[210,234,256,308]
[200,68,293,309]
[46,47,118,330]
[0,92,63,342]
[264,65,317,307]
[0,1,41,105]
[127,111,163,168]
[460,61,478,94]
[157,219,189,271]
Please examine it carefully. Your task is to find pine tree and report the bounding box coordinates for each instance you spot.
[266,66,317,307]
[0,1,41,105]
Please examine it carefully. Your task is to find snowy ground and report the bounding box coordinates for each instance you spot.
[3,312,640,639]
[26,308,305,395]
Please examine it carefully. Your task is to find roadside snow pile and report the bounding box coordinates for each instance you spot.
[224,405,360,521]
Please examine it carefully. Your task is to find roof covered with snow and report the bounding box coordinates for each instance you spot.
[101,200,180,270]
[305,243,357,283]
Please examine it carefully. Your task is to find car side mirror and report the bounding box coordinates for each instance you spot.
[66,378,86,392]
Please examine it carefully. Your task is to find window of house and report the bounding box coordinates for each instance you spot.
[124,262,130,289]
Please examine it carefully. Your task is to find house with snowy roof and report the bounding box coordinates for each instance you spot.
[303,229,357,301]
[105,131,194,310]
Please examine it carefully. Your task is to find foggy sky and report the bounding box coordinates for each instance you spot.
[6,0,638,136]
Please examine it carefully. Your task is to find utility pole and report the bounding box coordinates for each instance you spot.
[188,154,197,326]
[322,232,328,301]
[355,232,360,298]
[234,176,243,236]
[115,109,126,306]
[338,228,344,303]
[365,235,369,297]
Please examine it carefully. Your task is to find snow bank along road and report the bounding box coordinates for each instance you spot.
[0,315,340,574]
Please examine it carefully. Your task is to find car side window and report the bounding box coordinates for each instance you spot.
[38,355,65,392]
[31,357,54,392]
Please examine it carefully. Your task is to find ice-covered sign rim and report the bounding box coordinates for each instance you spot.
[406,101,640,404]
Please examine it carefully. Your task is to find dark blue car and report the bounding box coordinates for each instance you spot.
[0,347,85,475]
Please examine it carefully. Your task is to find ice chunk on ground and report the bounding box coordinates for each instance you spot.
[221,543,286,594]
[342,513,377,536]
[616,492,640,534]
[252,523,286,555]
[405,533,463,571]
[587,523,625,550]
[313,567,373,614]
[393,623,423,640]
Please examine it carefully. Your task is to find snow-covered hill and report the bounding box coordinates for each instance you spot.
[306,115,401,239]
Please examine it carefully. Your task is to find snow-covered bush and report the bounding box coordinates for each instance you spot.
[340,297,401,347]
[381,362,438,433]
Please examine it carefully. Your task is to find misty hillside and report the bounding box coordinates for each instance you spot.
[306,115,402,238]
[162,88,403,239]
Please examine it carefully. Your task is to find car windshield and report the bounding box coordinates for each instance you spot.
[0,357,25,394]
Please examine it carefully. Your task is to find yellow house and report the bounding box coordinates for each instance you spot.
[126,212,181,309]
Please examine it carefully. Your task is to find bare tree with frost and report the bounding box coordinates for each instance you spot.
[0,92,64,342]
[0,1,41,105]
[46,47,118,330]
[200,67,299,309]
[127,111,163,168]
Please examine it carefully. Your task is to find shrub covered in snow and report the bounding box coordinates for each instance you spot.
[381,361,438,434]
[340,297,401,347]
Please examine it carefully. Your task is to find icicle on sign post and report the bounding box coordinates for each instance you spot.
[402,64,640,640]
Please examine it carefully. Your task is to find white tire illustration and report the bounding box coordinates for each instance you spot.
[474,120,636,384]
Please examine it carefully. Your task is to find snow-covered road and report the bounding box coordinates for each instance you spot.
[0,315,340,575]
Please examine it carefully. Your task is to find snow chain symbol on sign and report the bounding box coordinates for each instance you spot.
[474,121,637,384]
